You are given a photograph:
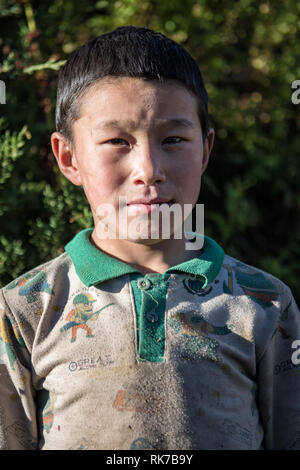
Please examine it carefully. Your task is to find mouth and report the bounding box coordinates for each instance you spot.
[126,199,175,215]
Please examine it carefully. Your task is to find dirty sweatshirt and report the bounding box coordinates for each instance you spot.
[0,228,300,450]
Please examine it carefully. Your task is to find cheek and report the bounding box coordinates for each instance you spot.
[78,159,125,208]
[179,171,201,205]
[84,172,120,204]
[173,152,203,201]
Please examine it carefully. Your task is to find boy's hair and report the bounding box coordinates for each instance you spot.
[55,26,209,142]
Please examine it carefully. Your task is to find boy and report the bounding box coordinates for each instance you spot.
[0,26,299,450]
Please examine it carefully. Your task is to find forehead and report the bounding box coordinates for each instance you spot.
[76,77,201,130]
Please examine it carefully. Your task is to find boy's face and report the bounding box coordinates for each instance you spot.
[51,77,214,244]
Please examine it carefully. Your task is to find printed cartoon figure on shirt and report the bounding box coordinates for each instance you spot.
[6,271,54,304]
[168,311,232,361]
[60,293,115,343]
[42,392,57,434]
[223,263,279,308]
[0,305,26,369]
[271,299,292,340]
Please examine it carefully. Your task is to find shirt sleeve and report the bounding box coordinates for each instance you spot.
[0,289,38,449]
[257,286,300,449]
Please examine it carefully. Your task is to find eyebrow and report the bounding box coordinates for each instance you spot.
[92,118,195,132]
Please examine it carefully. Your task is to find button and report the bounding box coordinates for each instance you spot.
[137,278,151,290]
[146,311,158,323]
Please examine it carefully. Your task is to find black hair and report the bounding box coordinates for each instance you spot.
[56,26,209,142]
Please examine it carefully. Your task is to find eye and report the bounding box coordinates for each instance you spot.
[106,138,130,146]
[163,136,186,145]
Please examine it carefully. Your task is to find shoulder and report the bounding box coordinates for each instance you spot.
[0,252,72,319]
[0,252,75,350]
[2,251,71,295]
[218,254,299,360]
[220,253,293,310]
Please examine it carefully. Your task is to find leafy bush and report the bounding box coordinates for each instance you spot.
[0,0,299,305]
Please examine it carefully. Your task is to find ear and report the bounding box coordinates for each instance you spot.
[201,128,215,175]
[50,132,82,186]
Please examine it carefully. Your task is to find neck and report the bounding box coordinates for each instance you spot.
[90,231,200,274]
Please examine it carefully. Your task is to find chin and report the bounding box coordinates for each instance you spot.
[126,235,164,245]
[125,226,181,245]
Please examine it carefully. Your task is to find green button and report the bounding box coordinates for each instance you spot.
[137,278,151,290]
[146,311,158,323]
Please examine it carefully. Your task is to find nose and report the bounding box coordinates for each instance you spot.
[130,141,166,186]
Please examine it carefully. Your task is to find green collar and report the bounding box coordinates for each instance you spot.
[65,228,224,287]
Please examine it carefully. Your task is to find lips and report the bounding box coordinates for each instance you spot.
[126,198,174,215]
[128,198,172,205]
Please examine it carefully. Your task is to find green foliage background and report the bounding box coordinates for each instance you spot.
[0,0,299,304]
